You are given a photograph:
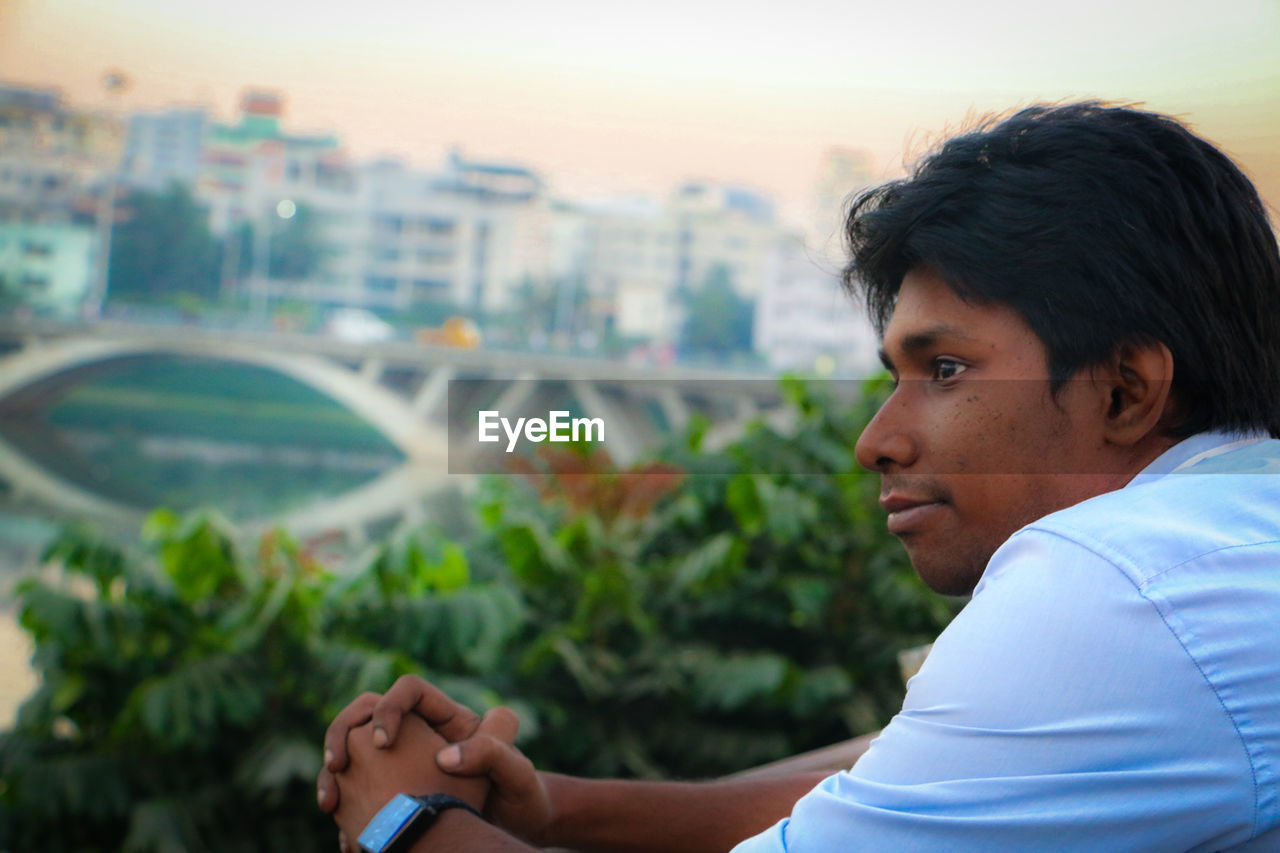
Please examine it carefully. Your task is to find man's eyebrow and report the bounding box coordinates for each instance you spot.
[881,324,977,367]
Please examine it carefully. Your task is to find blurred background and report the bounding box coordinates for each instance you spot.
[0,0,1276,846]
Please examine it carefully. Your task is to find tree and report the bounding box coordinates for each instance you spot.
[108,183,221,303]
[0,512,519,851]
[677,264,756,360]
[231,203,329,286]
[489,377,956,779]
[267,203,326,281]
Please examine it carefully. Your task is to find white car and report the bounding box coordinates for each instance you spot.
[325,308,396,344]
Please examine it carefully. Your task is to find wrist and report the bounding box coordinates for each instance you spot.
[533,772,576,847]
[404,808,471,852]
[356,793,480,853]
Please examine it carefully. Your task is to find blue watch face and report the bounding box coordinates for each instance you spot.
[358,793,422,853]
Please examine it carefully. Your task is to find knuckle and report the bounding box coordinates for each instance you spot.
[391,674,427,692]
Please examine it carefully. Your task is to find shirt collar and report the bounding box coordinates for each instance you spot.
[1128,430,1269,484]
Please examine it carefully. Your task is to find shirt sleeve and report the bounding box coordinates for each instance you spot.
[732,529,1256,853]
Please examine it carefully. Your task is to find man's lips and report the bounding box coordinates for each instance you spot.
[880,494,947,535]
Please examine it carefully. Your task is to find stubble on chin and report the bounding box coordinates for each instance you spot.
[899,531,991,597]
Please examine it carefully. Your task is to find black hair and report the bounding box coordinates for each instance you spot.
[844,101,1280,439]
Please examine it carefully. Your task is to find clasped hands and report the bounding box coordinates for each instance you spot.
[317,675,552,852]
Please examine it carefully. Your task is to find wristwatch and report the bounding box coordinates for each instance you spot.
[357,793,481,853]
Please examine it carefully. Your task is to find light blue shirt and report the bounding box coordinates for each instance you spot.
[734,432,1280,852]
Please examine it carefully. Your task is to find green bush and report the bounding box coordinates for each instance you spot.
[0,378,958,851]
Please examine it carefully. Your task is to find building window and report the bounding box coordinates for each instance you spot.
[413,278,450,296]
[419,218,455,235]
[373,215,403,235]
[21,242,52,258]
[364,276,397,292]
[416,249,454,265]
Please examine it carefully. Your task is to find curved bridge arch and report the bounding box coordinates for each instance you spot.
[0,337,448,539]
[0,337,441,459]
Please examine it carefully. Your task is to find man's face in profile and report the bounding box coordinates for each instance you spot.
[855,267,1119,595]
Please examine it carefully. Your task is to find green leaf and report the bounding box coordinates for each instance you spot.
[788,666,854,717]
[235,734,322,796]
[122,653,263,748]
[670,533,741,595]
[688,651,789,712]
[725,474,764,536]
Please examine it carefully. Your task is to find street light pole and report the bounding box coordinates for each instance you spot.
[251,203,270,324]
[85,171,117,321]
[85,70,130,322]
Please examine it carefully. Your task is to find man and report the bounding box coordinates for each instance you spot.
[317,102,1280,851]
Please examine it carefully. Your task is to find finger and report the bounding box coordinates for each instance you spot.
[370,675,482,746]
[324,692,380,771]
[338,830,353,853]
[476,705,520,744]
[436,733,538,799]
[316,766,341,813]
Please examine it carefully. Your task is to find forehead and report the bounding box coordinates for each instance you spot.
[881,268,1044,361]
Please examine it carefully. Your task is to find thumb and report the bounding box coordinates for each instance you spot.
[436,733,538,795]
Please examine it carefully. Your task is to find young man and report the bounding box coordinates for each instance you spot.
[318,103,1280,851]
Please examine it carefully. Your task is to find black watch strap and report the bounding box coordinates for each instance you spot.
[413,793,482,821]
[390,794,481,853]
[359,793,482,853]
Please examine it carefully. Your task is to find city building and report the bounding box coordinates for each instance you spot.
[341,151,550,315]
[581,183,782,344]
[0,222,96,316]
[187,90,554,321]
[120,106,208,191]
[753,232,879,376]
[0,82,123,224]
[196,89,351,235]
[808,147,876,260]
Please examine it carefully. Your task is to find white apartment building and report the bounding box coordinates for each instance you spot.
[121,107,208,191]
[582,183,782,343]
[753,233,880,376]
[192,92,549,317]
[344,153,549,314]
[0,222,95,316]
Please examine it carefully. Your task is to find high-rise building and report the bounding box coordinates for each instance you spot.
[0,82,124,224]
[753,232,879,376]
[0,83,123,315]
[197,89,349,236]
[581,182,782,343]
[121,106,208,191]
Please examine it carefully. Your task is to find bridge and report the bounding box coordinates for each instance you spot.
[0,319,795,543]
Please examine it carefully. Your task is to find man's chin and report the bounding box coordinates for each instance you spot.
[899,537,985,597]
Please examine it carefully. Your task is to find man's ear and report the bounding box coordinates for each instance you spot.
[1099,341,1175,446]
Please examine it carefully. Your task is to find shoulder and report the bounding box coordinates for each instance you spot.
[1007,437,1280,589]
[773,440,1280,850]
[816,522,1267,849]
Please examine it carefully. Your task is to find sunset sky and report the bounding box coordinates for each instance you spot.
[2,0,1277,224]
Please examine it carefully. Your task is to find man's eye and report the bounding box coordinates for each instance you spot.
[933,359,968,381]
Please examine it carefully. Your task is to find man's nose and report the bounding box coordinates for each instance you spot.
[854,389,919,472]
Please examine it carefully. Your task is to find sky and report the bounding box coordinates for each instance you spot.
[1,0,1277,225]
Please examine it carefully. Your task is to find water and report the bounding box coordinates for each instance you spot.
[4,355,405,520]
[0,354,414,722]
